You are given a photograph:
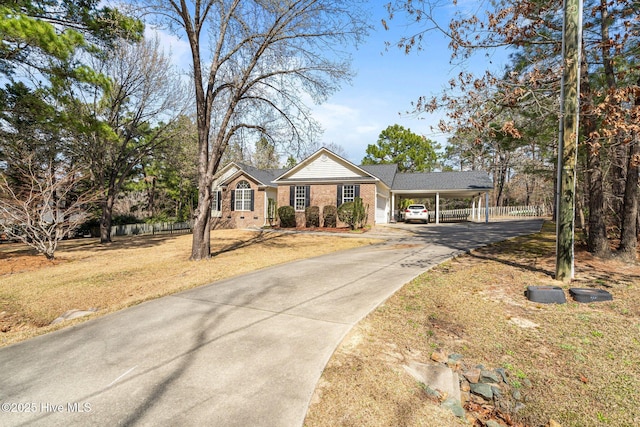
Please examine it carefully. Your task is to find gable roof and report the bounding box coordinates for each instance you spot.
[214,162,288,187]
[235,163,288,186]
[274,147,379,184]
[214,148,492,197]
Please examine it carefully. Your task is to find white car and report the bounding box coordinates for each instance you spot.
[404,204,429,224]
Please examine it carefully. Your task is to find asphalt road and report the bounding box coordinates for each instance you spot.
[0,219,544,427]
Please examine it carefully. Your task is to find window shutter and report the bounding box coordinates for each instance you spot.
[250,190,255,211]
[289,186,295,206]
[216,190,222,211]
[354,184,360,198]
[337,185,342,206]
[305,185,310,208]
[231,190,235,211]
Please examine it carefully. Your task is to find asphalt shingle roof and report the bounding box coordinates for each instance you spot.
[392,170,493,191]
[236,163,288,186]
[234,160,492,193]
[358,164,398,188]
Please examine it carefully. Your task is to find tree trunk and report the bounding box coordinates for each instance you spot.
[100,192,115,244]
[597,0,622,247]
[580,42,610,258]
[586,144,611,256]
[617,140,638,259]
[190,185,212,260]
[617,80,640,260]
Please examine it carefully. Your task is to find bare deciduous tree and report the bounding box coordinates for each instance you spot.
[143,0,370,260]
[0,159,98,260]
[77,36,188,243]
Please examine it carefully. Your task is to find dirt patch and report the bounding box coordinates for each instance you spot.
[304,224,640,427]
[0,246,66,275]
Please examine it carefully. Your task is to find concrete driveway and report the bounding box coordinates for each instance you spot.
[0,219,544,427]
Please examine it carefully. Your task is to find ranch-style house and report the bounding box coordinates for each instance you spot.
[210,147,493,229]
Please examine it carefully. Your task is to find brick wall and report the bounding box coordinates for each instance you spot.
[216,175,266,229]
[357,183,376,226]
[276,183,376,228]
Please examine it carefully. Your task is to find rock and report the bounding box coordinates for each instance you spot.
[431,351,448,363]
[470,393,488,404]
[446,359,461,370]
[469,382,493,400]
[460,380,471,392]
[523,378,532,388]
[547,420,562,427]
[403,362,461,402]
[491,385,503,399]
[463,368,482,383]
[514,402,526,413]
[51,308,98,325]
[441,397,465,418]
[465,413,478,424]
[495,367,508,383]
[495,400,510,412]
[486,421,503,427]
[448,353,464,362]
[422,385,441,399]
[512,389,522,401]
[480,369,501,384]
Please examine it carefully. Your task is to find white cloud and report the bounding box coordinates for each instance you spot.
[313,102,360,129]
[144,27,192,72]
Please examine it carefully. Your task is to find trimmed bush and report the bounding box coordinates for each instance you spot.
[277,205,296,228]
[322,205,337,228]
[337,197,368,230]
[305,206,320,227]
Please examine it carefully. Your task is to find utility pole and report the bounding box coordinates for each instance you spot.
[556,0,583,282]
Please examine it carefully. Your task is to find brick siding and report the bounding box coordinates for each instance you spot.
[214,175,267,229]
[276,183,376,228]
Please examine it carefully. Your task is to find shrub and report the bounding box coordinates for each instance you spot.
[305,206,320,227]
[337,197,368,230]
[322,205,337,228]
[278,205,296,228]
[112,214,142,225]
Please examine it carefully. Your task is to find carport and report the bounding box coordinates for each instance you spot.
[390,171,493,224]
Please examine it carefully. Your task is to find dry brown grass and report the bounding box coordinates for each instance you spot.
[0,229,378,347]
[305,223,640,427]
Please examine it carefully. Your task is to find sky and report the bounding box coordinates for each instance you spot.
[149,2,508,165]
[308,12,455,163]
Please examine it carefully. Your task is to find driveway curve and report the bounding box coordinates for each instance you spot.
[0,219,544,427]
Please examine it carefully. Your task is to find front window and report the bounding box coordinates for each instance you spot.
[235,180,252,211]
[212,189,221,212]
[342,185,355,203]
[294,186,307,211]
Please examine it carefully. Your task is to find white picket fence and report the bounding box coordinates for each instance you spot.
[111,221,192,237]
[439,205,549,220]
